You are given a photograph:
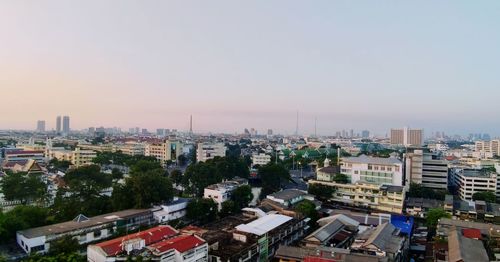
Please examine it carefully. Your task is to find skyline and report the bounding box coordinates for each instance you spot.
[1,1,500,135]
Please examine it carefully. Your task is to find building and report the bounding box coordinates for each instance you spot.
[302,214,359,248]
[153,197,191,224]
[275,245,383,262]
[309,180,406,213]
[145,140,183,164]
[390,127,423,146]
[17,209,154,254]
[361,130,370,138]
[405,149,449,189]
[56,116,62,133]
[475,140,500,157]
[62,115,70,134]
[316,158,341,182]
[117,142,146,156]
[36,120,46,132]
[341,154,404,186]
[46,147,97,168]
[196,143,226,162]
[87,225,208,262]
[266,189,310,208]
[4,150,45,163]
[452,169,498,201]
[203,178,248,210]
[251,153,271,166]
[350,222,408,262]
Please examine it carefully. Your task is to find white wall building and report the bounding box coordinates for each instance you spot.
[341,155,404,186]
[196,143,226,162]
[252,153,271,166]
[452,169,498,201]
[153,198,191,224]
[203,178,248,210]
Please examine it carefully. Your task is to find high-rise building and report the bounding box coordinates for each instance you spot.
[405,149,449,190]
[56,116,62,133]
[36,120,46,132]
[267,129,273,136]
[62,116,70,134]
[390,127,423,146]
[361,130,370,138]
[475,140,500,157]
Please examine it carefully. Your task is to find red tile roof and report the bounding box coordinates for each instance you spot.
[149,235,205,254]
[95,225,177,256]
[462,228,482,240]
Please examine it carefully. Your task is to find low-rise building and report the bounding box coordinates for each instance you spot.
[87,225,208,262]
[153,197,191,224]
[341,155,404,186]
[46,147,97,168]
[203,178,248,210]
[196,143,226,162]
[251,153,271,166]
[316,158,341,182]
[309,180,405,213]
[145,140,183,164]
[17,209,154,254]
[4,150,45,163]
[266,189,309,208]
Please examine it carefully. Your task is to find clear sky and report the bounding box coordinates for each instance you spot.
[1,1,499,136]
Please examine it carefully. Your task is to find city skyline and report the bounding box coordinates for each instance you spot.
[1,1,500,135]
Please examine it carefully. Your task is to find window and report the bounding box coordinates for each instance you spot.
[94,230,102,238]
[368,165,373,170]
[31,245,45,252]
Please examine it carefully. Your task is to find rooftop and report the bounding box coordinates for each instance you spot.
[342,154,402,166]
[149,235,205,254]
[18,209,151,238]
[268,189,307,201]
[235,214,292,236]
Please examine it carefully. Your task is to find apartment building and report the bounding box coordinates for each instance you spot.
[452,169,498,201]
[203,178,248,210]
[46,147,97,168]
[405,149,449,189]
[117,142,146,156]
[475,140,500,157]
[87,225,208,262]
[341,155,404,186]
[196,143,226,162]
[145,140,183,164]
[17,209,154,254]
[390,127,423,146]
[251,153,271,166]
[309,180,405,213]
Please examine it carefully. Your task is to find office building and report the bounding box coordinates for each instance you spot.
[62,116,70,134]
[196,143,226,162]
[390,127,423,146]
[56,116,61,133]
[36,120,46,132]
[405,149,449,189]
[452,169,498,201]
[340,154,404,186]
[17,209,154,254]
[145,140,183,164]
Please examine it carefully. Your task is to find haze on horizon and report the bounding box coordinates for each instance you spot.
[1,1,499,136]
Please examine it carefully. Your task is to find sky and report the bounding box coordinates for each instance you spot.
[1,1,500,136]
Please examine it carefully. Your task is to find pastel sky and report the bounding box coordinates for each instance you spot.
[1,1,500,136]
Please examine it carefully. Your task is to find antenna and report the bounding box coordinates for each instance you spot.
[295,111,299,136]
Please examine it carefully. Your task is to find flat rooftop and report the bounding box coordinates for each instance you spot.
[18,209,151,239]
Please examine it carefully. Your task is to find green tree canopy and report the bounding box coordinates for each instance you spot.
[170,169,183,185]
[426,208,451,228]
[0,206,50,243]
[308,184,335,201]
[407,183,447,201]
[231,185,253,210]
[295,200,319,226]
[186,198,218,224]
[332,173,349,184]
[0,171,48,204]
[472,191,496,203]
[258,163,291,198]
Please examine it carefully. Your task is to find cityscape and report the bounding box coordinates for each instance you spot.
[1,1,500,262]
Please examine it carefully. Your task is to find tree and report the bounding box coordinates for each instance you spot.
[220,200,237,217]
[111,168,124,180]
[0,171,48,204]
[295,200,319,226]
[170,169,183,185]
[332,173,349,184]
[231,185,253,209]
[130,160,163,176]
[258,163,291,198]
[407,183,447,201]
[472,191,496,203]
[49,159,72,171]
[426,208,451,228]
[186,198,218,224]
[49,235,80,254]
[0,206,50,243]
[177,154,188,166]
[308,184,335,201]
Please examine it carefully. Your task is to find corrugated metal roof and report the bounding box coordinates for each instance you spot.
[235,214,292,236]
